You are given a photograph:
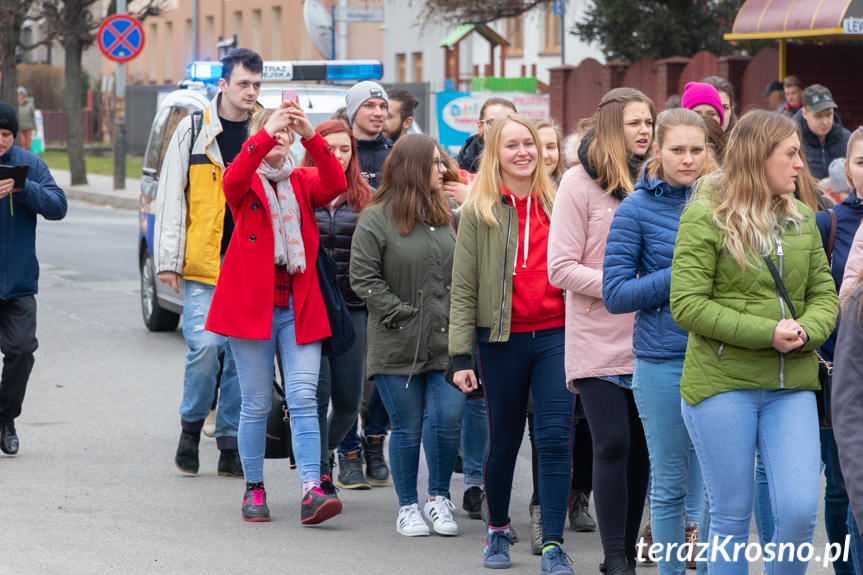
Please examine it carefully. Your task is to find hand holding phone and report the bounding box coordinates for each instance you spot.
[282,90,298,106]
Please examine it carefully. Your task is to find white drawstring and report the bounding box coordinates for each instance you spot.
[510,193,531,272]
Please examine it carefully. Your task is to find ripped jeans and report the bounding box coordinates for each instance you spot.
[180,279,240,449]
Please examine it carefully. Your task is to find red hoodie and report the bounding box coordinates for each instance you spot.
[504,190,566,332]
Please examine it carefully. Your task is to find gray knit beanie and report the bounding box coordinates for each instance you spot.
[345,81,388,124]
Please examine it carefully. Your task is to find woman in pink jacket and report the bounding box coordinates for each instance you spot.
[548,87,655,575]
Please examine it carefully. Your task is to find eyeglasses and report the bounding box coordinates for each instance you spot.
[478,118,494,127]
[433,158,447,171]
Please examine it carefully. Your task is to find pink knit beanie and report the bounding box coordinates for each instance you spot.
[681,82,725,126]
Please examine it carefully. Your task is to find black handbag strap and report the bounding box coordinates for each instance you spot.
[763,255,797,319]
[827,208,837,265]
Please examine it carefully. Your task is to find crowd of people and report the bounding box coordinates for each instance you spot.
[3,43,863,575]
[149,47,863,575]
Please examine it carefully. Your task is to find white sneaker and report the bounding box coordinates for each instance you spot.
[423,496,459,536]
[397,503,430,537]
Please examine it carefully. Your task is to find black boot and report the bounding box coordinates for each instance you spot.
[0,422,18,455]
[363,434,390,484]
[217,448,243,477]
[600,551,630,575]
[175,430,200,474]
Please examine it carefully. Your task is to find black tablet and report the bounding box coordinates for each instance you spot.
[0,165,29,189]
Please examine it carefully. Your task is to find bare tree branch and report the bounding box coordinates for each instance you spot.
[420,0,552,25]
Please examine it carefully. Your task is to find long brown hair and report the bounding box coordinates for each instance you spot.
[301,119,371,210]
[534,118,566,181]
[371,134,451,235]
[707,110,805,270]
[587,87,656,196]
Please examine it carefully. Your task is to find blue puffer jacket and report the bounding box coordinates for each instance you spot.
[0,145,67,299]
[603,173,690,359]
[815,190,863,360]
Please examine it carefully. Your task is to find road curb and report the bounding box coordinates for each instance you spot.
[65,186,138,210]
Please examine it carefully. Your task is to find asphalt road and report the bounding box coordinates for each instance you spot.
[0,201,839,575]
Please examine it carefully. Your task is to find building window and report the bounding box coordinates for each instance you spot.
[251,10,262,54]
[271,7,282,59]
[413,52,423,82]
[396,53,406,83]
[544,5,561,53]
[149,23,158,81]
[164,22,174,81]
[232,11,243,46]
[204,15,215,59]
[505,16,523,56]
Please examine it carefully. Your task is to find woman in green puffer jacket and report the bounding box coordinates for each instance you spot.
[670,110,838,575]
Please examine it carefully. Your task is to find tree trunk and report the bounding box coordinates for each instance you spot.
[0,55,17,111]
[64,38,87,185]
[0,2,25,110]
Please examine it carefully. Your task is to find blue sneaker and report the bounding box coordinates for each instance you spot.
[541,543,574,575]
[483,528,514,569]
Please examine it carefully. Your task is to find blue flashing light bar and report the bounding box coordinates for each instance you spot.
[186,62,223,83]
[326,61,384,81]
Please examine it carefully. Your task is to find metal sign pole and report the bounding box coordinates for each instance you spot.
[113,0,127,190]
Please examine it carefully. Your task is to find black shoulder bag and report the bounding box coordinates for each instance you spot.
[317,239,356,357]
[763,225,834,428]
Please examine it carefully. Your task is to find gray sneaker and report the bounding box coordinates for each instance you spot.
[530,502,543,555]
[568,490,597,532]
[336,450,371,490]
[480,490,519,543]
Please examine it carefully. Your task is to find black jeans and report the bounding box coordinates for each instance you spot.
[576,377,649,557]
[0,296,38,424]
[479,327,574,542]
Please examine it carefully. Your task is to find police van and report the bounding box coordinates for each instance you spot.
[138,60,386,331]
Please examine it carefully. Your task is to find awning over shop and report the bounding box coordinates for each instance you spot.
[725,0,863,40]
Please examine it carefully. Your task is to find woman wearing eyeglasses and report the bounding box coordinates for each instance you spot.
[349,133,465,537]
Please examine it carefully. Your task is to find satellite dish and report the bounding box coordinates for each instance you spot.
[304,0,334,60]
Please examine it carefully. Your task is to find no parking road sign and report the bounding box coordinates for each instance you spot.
[98,14,145,63]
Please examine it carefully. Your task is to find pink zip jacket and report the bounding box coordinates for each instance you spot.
[548,164,635,383]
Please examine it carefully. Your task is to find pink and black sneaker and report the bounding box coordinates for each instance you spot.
[301,485,342,525]
[242,485,270,522]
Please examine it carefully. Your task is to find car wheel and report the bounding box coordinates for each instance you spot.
[141,252,180,332]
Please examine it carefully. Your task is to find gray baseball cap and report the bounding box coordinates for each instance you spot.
[803,84,837,113]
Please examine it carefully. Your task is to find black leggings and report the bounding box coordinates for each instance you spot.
[576,378,649,557]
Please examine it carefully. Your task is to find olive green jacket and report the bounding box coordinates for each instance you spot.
[670,197,838,405]
[449,196,542,370]
[349,203,455,377]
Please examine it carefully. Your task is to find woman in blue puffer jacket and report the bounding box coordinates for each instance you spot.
[603,108,715,575]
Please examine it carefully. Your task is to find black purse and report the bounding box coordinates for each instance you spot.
[264,378,296,465]
[763,252,833,428]
[316,239,356,357]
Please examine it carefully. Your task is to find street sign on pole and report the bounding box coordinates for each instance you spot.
[98,14,145,63]
[552,0,565,16]
[333,6,384,23]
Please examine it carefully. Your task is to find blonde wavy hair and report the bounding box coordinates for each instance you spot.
[705,110,805,270]
[465,114,556,227]
[645,108,716,182]
[587,87,656,196]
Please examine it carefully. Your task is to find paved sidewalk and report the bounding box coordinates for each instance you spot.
[51,169,140,210]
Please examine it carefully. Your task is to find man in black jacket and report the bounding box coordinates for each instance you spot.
[456,97,516,173]
[345,81,392,188]
[797,84,850,180]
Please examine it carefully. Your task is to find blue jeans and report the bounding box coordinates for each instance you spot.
[337,380,390,454]
[479,327,574,542]
[633,358,706,575]
[230,304,322,485]
[460,395,488,489]
[181,280,239,448]
[753,429,853,575]
[374,370,465,506]
[848,507,863,574]
[682,389,821,575]
[317,309,367,472]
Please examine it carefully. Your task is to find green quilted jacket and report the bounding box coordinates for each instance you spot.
[670,197,838,405]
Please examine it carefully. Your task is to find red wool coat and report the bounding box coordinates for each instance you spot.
[205,129,347,342]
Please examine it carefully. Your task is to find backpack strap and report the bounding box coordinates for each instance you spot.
[827,208,837,265]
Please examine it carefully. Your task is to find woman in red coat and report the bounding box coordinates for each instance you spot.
[205,102,347,525]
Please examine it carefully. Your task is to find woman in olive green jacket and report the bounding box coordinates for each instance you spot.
[669,110,838,575]
[349,134,465,538]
